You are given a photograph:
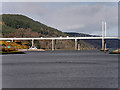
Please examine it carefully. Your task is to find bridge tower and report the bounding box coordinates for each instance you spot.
[101,21,107,51]
[101,21,104,50]
[104,22,107,50]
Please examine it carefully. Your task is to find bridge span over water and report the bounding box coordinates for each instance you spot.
[0,36,118,40]
[0,22,119,51]
[0,36,119,51]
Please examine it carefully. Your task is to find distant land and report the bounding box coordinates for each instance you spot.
[0,14,118,50]
[65,32,119,49]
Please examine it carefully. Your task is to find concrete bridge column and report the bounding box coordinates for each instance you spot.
[104,40,107,50]
[102,38,104,50]
[78,44,80,51]
[52,39,54,51]
[55,39,57,50]
[32,39,34,47]
[75,39,77,50]
[11,39,13,42]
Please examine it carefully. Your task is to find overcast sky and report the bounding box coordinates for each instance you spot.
[2,2,118,36]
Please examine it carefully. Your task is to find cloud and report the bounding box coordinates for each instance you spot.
[2,2,48,20]
[43,3,118,36]
[60,24,85,30]
[1,0,120,2]
[2,2,118,36]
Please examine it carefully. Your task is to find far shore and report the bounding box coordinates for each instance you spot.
[18,48,97,51]
[1,51,25,54]
[18,49,45,51]
[109,49,120,54]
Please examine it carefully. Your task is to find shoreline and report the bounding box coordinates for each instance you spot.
[109,49,120,54]
[18,49,45,51]
[1,51,25,54]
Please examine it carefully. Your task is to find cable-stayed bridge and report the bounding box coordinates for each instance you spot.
[0,22,119,51]
[0,36,119,51]
[0,36,118,40]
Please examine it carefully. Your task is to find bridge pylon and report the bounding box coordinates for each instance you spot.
[101,21,107,51]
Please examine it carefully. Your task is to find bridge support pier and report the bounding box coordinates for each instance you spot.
[32,39,34,47]
[55,40,57,50]
[52,39,55,51]
[101,37,104,50]
[78,44,80,51]
[75,39,77,50]
[104,40,107,50]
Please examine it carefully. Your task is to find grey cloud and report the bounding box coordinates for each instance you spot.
[44,3,117,36]
[2,2,48,20]
[2,2,118,36]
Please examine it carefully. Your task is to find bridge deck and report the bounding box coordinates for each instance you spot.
[0,37,119,40]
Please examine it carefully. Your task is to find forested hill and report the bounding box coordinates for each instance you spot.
[0,14,95,49]
[64,32,100,37]
[1,14,66,37]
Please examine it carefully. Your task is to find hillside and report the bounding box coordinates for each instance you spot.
[2,14,66,37]
[1,14,95,50]
[64,32,99,37]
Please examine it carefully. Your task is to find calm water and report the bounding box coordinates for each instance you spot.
[2,50,118,88]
